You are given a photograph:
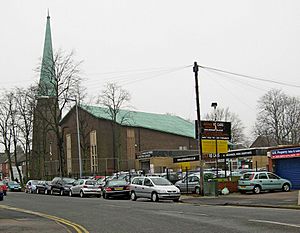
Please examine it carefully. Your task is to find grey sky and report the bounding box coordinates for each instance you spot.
[1,0,299,138]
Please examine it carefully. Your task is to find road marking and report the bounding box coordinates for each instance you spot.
[249,219,300,228]
[0,204,89,233]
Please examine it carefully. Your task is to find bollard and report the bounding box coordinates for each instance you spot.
[298,191,300,206]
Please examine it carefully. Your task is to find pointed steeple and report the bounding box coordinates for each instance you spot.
[38,11,56,96]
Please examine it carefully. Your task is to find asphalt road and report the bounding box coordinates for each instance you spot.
[1,192,300,233]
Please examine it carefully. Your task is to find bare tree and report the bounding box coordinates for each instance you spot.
[0,90,14,180]
[204,107,246,145]
[14,86,37,180]
[97,82,131,171]
[33,50,82,178]
[254,89,300,145]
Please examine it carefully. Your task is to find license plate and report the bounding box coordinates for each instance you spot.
[240,186,246,188]
[115,187,123,191]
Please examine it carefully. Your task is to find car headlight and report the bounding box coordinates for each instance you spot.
[158,190,167,193]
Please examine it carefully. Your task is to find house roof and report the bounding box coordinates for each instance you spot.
[80,105,195,138]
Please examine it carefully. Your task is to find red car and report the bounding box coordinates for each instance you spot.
[0,181,8,196]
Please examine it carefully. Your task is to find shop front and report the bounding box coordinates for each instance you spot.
[271,147,300,189]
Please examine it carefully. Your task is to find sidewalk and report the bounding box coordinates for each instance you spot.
[0,208,70,233]
[180,190,300,209]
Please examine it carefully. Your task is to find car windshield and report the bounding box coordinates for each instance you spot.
[85,180,96,185]
[64,178,75,184]
[32,180,39,185]
[107,180,127,186]
[151,177,172,186]
[241,173,254,180]
[8,181,18,185]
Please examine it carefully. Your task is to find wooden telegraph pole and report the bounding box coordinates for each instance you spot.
[193,62,205,196]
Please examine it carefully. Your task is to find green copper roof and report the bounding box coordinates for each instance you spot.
[80,105,195,138]
[38,14,56,96]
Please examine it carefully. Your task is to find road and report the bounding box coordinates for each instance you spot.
[1,192,300,233]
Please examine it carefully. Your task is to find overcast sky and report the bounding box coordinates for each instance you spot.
[1,0,299,139]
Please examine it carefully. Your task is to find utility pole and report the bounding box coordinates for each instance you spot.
[193,62,205,196]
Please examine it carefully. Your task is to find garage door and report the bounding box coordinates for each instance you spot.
[275,158,300,190]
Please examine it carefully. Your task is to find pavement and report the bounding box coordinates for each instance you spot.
[0,208,70,233]
[181,190,300,209]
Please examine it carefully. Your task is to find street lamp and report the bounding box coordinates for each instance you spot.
[211,102,218,178]
[67,97,82,178]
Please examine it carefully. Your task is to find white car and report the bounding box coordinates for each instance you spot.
[130,176,180,202]
[69,179,101,198]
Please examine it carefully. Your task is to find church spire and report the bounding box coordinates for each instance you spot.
[38,11,56,96]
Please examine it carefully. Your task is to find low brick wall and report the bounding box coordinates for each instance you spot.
[218,181,238,193]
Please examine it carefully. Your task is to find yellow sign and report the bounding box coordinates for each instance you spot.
[178,162,191,170]
[202,140,228,153]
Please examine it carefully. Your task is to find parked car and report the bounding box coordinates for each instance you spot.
[69,179,101,198]
[175,172,215,194]
[25,180,39,193]
[36,181,52,194]
[0,181,8,196]
[102,179,130,199]
[238,171,292,194]
[161,172,181,184]
[51,177,75,196]
[7,181,21,192]
[130,176,180,202]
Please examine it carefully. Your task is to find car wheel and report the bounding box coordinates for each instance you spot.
[97,194,101,198]
[282,183,290,192]
[80,191,85,198]
[69,190,73,197]
[173,198,180,202]
[151,192,159,202]
[253,185,261,194]
[130,191,137,201]
[195,187,200,195]
[60,189,64,196]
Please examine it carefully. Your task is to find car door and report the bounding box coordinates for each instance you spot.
[189,176,200,193]
[258,172,269,190]
[131,177,144,198]
[267,173,282,190]
[176,178,187,193]
[143,178,153,199]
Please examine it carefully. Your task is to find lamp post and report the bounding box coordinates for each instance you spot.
[211,102,218,178]
[67,98,82,178]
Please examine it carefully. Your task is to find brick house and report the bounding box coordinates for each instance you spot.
[60,105,197,176]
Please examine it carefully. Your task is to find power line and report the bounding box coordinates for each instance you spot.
[198,65,300,88]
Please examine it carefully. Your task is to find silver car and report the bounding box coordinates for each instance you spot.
[175,172,215,194]
[130,176,180,202]
[69,179,101,198]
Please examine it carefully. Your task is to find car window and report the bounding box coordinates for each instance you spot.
[85,180,96,185]
[144,178,152,186]
[268,173,280,179]
[79,180,84,185]
[241,173,254,180]
[254,174,259,179]
[192,176,200,182]
[132,178,142,185]
[259,173,268,179]
[187,176,194,182]
[150,177,172,186]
